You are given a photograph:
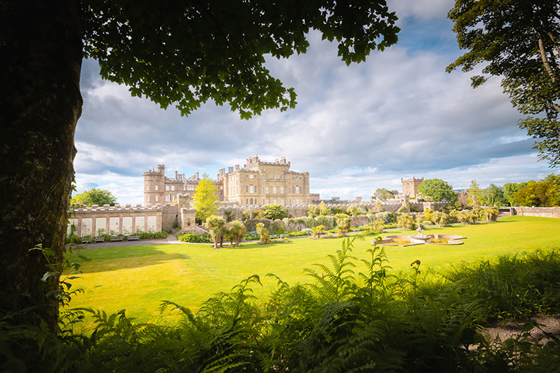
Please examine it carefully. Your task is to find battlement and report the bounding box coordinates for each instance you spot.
[401,177,424,183]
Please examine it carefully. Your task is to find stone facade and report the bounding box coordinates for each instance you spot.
[143,165,225,205]
[67,204,163,236]
[145,155,311,207]
[401,177,424,198]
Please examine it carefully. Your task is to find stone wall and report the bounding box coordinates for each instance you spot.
[68,204,163,236]
[513,207,560,218]
[162,203,179,231]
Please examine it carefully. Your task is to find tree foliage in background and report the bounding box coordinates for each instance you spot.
[467,180,483,207]
[418,179,457,202]
[263,204,288,221]
[447,0,560,167]
[70,188,117,207]
[481,184,508,207]
[192,177,219,223]
[504,182,529,206]
[513,179,560,207]
[374,188,395,201]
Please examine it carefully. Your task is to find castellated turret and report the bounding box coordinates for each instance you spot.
[144,165,166,205]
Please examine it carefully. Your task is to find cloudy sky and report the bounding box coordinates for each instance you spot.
[75,0,558,205]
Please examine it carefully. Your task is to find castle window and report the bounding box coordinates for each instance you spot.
[281,199,284,205]
[146,185,149,191]
[171,185,175,191]
[254,186,257,193]
[266,199,269,204]
[156,195,159,202]
[166,185,169,191]
[250,184,253,193]
[183,186,186,191]
[273,199,277,204]
[273,175,276,180]
[250,198,253,204]
[147,195,150,201]
[155,185,159,190]
[266,175,268,179]
[273,187,277,194]
[246,186,249,193]
[266,186,269,193]
[280,175,283,180]
[188,185,195,191]
[281,187,284,194]
[246,199,248,204]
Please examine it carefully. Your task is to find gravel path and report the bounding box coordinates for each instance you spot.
[480,314,560,343]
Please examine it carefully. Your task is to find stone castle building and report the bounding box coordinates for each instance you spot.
[144,155,310,206]
[401,177,423,198]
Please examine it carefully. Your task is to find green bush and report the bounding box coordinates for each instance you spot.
[177,233,212,243]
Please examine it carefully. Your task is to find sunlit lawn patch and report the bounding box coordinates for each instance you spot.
[67,216,560,324]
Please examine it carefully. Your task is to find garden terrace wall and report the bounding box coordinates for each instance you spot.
[513,207,560,218]
[68,204,163,236]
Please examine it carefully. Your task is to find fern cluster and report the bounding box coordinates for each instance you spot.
[3,240,560,372]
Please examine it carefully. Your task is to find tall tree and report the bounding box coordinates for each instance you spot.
[0,0,399,332]
[192,177,219,223]
[467,180,483,207]
[417,179,457,202]
[447,0,560,167]
[481,184,508,207]
[70,188,117,207]
[374,188,395,201]
[504,182,529,206]
[513,179,559,207]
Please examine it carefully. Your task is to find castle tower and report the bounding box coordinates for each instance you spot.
[144,164,165,205]
[401,177,424,198]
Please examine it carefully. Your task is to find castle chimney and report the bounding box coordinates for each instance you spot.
[196,172,199,179]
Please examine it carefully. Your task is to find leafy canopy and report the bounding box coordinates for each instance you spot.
[481,184,508,207]
[513,177,560,207]
[418,179,457,202]
[374,188,394,201]
[447,0,560,167]
[70,188,117,207]
[503,182,529,207]
[82,0,399,120]
[192,177,219,222]
[263,204,288,220]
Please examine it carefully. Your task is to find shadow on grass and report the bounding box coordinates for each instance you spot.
[69,245,191,274]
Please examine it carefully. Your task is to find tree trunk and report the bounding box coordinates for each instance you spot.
[0,0,82,333]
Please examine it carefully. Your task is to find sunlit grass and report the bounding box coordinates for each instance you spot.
[66,216,560,324]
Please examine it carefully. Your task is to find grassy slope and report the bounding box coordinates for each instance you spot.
[66,216,560,323]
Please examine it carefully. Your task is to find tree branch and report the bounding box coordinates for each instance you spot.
[538,35,557,83]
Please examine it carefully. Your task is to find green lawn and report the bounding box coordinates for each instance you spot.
[66,216,560,324]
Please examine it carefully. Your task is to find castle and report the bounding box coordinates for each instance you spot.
[144,155,311,206]
[66,155,433,237]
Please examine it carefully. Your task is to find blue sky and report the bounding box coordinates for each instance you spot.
[74,0,557,205]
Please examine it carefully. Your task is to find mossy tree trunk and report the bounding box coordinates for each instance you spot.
[0,0,82,332]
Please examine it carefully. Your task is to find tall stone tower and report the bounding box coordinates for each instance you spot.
[401,177,424,198]
[144,164,165,205]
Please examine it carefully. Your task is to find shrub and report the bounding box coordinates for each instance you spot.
[178,233,212,243]
[397,213,416,230]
